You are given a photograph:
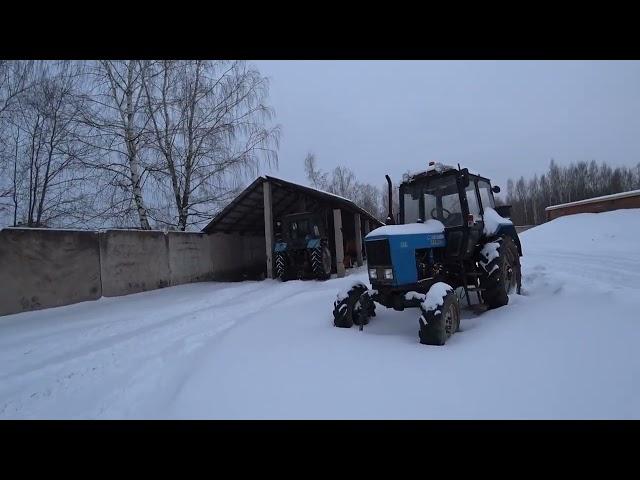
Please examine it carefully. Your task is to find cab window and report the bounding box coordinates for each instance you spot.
[289,219,310,240]
[465,184,481,219]
[478,180,495,210]
[403,193,420,223]
[403,175,463,227]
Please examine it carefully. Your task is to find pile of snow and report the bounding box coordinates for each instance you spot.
[426,162,455,173]
[479,242,501,275]
[421,282,453,315]
[366,220,444,238]
[405,282,452,319]
[1,209,640,419]
[483,207,513,236]
[519,209,639,255]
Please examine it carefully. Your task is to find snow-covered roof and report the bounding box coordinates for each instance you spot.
[265,175,382,222]
[545,189,640,211]
[203,176,384,234]
[266,175,353,204]
[426,162,456,173]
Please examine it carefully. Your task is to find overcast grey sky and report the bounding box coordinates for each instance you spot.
[253,60,640,194]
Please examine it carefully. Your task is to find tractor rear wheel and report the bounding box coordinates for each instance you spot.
[311,245,332,280]
[275,252,287,281]
[418,290,460,346]
[479,236,521,309]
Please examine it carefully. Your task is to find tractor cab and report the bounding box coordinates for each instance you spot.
[277,212,325,250]
[398,163,508,261]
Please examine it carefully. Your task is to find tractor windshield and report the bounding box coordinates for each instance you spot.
[403,175,463,227]
[288,218,320,240]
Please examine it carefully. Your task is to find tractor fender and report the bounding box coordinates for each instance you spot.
[274,241,288,253]
[306,238,321,249]
[493,224,523,256]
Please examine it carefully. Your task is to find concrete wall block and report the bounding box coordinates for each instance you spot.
[168,231,214,286]
[100,229,170,297]
[0,228,101,316]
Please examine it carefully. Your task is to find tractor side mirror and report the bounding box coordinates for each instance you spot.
[492,185,501,193]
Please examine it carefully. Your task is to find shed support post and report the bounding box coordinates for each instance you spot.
[333,208,345,278]
[354,213,363,267]
[264,180,274,279]
[363,220,371,263]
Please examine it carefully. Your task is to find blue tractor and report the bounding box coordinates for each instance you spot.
[274,211,333,281]
[332,163,522,345]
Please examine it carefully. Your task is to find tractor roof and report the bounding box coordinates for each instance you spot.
[401,162,491,186]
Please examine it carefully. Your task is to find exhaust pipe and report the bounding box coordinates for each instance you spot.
[385,174,395,225]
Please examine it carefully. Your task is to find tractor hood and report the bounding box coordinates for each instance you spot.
[274,237,321,252]
[366,220,446,251]
[366,220,445,239]
[365,220,446,286]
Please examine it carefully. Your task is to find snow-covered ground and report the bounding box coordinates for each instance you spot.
[1,209,640,419]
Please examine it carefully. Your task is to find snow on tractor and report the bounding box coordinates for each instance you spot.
[274,212,333,281]
[332,162,523,345]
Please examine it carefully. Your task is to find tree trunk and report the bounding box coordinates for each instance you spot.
[126,62,151,230]
[128,142,151,230]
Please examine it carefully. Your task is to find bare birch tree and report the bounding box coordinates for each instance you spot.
[302,153,388,221]
[7,61,93,227]
[1,61,34,221]
[78,60,153,229]
[141,60,279,230]
[0,61,34,119]
[304,152,328,190]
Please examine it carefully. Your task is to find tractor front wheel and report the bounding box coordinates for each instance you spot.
[353,290,376,326]
[333,282,368,328]
[418,290,460,346]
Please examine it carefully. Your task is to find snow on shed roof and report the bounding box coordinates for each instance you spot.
[545,189,640,211]
[202,176,384,234]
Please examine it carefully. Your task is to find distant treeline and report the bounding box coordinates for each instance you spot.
[504,159,640,225]
[304,153,394,222]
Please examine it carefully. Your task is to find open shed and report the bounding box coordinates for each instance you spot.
[202,176,384,280]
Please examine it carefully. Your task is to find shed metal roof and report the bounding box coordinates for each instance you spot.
[202,176,384,234]
[545,189,640,211]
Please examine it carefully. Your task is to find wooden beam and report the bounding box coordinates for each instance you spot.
[354,213,363,267]
[333,208,345,278]
[264,180,274,278]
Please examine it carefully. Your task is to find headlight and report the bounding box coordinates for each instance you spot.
[383,269,393,280]
[369,268,377,279]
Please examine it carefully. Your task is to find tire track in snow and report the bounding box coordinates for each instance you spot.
[0,278,330,418]
[0,282,267,351]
